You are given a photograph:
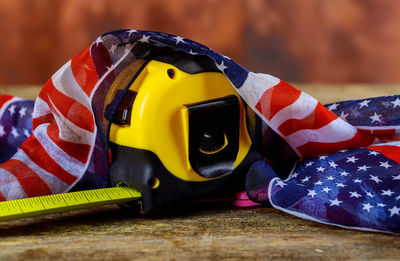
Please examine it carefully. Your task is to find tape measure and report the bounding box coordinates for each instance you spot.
[0,52,258,220]
[108,52,257,212]
[0,187,141,221]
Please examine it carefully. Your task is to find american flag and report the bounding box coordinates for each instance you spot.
[246,95,400,234]
[0,30,398,233]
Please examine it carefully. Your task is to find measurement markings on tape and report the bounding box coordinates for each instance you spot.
[0,187,141,221]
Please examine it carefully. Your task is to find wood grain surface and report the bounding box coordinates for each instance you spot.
[0,85,399,260]
[1,202,399,261]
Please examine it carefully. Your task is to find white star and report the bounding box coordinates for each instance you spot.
[326,176,335,181]
[8,104,16,116]
[396,195,400,201]
[353,178,362,184]
[388,206,400,217]
[368,151,379,156]
[314,180,323,185]
[346,156,359,163]
[106,66,114,73]
[222,55,231,60]
[94,37,103,46]
[351,108,362,117]
[275,180,287,188]
[289,172,299,179]
[301,176,311,183]
[369,175,382,183]
[381,189,395,196]
[109,44,117,55]
[366,191,374,198]
[369,112,382,123]
[307,189,317,198]
[340,171,349,176]
[362,203,373,212]
[322,187,331,193]
[393,174,400,180]
[379,161,392,169]
[339,111,349,121]
[23,129,30,137]
[188,49,197,55]
[377,203,386,207]
[349,191,362,198]
[216,61,228,72]
[329,198,343,206]
[357,165,371,171]
[319,155,328,160]
[381,101,391,108]
[328,103,339,111]
[358,100,371,108]
[124,43,136,54]
[336,183,346,188]
[305,161,314,167]
[0,125,5,137]
[127,29,137,36]
[18,107,27,118]
[316,166,325,172]
[329,161,338,169]
[139,35,150,43]
[153,41,167,48]
[10,127,19,138]
[173,36,185,44]
[391,98,400,108]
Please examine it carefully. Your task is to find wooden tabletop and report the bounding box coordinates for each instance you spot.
[0,84,400,260]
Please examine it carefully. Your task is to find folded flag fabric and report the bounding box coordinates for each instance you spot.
[0,29,398,233]
[246,96,400,234]
[0,96,34,164]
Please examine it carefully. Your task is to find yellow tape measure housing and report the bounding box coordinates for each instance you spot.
[0,187,141,221]
[109,60,252,182]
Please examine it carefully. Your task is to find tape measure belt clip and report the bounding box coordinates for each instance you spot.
[185,95,240,179]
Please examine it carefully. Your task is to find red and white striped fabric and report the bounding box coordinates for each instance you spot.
[0,46,99,201]
[237,72,379,158]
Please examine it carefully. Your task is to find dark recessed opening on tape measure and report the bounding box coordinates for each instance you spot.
[112,90,138,126]
[167,69,175,79]
[148,177,160,189]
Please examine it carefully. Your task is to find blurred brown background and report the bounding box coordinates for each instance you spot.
[0,0,400,85]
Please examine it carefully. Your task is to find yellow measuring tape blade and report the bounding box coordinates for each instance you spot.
[0,187,141,221]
